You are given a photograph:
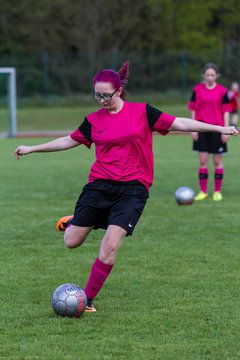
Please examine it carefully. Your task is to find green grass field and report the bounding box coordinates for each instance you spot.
[1,105,240,359]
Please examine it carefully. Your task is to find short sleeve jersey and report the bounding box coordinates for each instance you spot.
[70,102,175,190]
[188,83,231,126]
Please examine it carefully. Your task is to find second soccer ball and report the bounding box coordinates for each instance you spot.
[175,186,195,205]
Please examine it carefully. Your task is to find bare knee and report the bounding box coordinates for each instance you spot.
[64,235,84,249]
[63,225,92,249]
[213,155,223,168]
[199,152,208,168]
[99,243,119,262]
[99,225,127,263]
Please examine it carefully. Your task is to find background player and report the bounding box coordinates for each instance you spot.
[188,63,232,202]
[228,82,239,127]
[15,62,238,312]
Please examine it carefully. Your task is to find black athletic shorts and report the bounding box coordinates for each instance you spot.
[71,180,149,235]
[193,132,227,154]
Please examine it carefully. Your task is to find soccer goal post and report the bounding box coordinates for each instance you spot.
[0,67,17,137]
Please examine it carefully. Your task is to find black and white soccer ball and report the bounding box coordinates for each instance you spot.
[52,283,87,317]
[175,186,195,205]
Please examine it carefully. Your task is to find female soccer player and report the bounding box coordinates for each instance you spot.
[15,61,238,312]
[228,82,239,126]
[188,63,232,202]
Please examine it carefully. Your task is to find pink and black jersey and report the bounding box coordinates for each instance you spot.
[70,102,175,190]
[188,83,231,126]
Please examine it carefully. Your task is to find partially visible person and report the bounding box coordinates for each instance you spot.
[228,82,239,126]
[188,63,232,202]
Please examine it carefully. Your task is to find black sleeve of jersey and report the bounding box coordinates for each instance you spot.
[190,91,196,102]
[146,104,163,129]
[79,117,92,143]
[222,91,230,104]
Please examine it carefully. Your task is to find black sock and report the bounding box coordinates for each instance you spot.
[87,298,93,306]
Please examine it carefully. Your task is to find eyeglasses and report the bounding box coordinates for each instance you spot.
[93,89,118,102]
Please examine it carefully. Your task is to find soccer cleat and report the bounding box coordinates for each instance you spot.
[85,304,97,313]
[194,191,208,201]
[213,191,223,201]
[56,215,73,231]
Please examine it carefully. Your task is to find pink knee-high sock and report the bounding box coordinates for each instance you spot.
[214,168,224,192]
[198,167,208,193]
[85,257,113,300]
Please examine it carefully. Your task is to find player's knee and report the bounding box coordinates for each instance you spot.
[100,244,118,261]
[200,160,208,167]
[214,160,222,168]
[64,237,76,249]
[64,234,84,249]
[105,247,115,258]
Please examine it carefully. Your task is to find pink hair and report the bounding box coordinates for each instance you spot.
[92,61,129,100]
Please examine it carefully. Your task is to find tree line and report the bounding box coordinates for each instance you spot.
[0,0,239,54]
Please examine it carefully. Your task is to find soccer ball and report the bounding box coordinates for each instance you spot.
[52,283,87,317]
[175,186,195,205]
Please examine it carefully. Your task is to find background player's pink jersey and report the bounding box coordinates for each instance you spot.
[70,102,175,190]
[188,83,231,126]
[228,90,239,112]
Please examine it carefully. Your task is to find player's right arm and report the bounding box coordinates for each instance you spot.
[14,135,80,159]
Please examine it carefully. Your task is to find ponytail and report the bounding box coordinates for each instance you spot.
[118,60,129,100]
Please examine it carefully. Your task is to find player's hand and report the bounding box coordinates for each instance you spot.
[222,126,238,136]
[14,145,33,159]
[191,132,198,141]
[221,134,229,143]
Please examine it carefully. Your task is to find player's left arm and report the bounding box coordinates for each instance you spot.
[170,117,238,136]
[220,89,232,142]
[221,112,230,143]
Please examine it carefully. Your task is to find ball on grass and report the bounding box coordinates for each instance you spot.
[52,283,87,318]
[175,186,195,205]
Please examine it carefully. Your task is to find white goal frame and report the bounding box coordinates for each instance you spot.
[0,67,17,137]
